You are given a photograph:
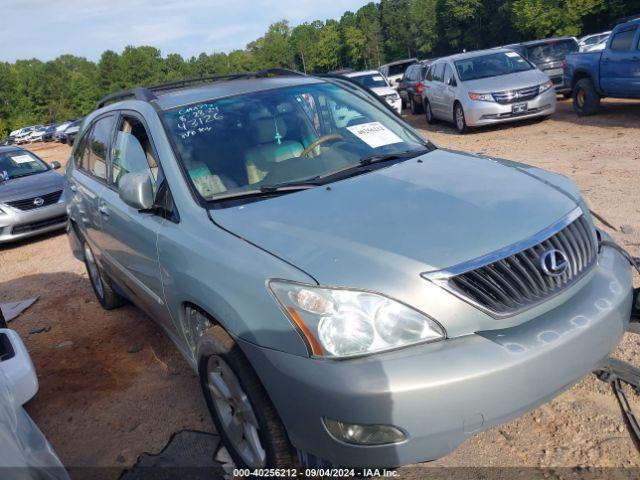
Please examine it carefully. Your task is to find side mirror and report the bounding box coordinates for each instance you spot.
[51,160,61,170]
[447,77,457,87]
[118,172,154,210]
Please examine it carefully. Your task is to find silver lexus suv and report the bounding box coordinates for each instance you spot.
[65,71,633,469]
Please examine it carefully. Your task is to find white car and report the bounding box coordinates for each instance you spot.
[379,58,417,90]
[344,70,402,114]
[583,36,609,52]
[578,31,611,52]
[0,327,68,479]
[13,127,36,145]
[27,127,47,143]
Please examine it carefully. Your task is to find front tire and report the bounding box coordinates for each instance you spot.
[425,100,437,124]
[454,102,469,134]
[83,242,125,310]
[573,78,600,116]
[199,324,296,469]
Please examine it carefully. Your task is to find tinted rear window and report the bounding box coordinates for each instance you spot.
[388,61,415,76]
[525,39,578,62]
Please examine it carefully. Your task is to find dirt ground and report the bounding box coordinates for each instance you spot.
[1,98,639,474]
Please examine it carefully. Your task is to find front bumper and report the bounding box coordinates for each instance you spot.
[240,245,632,467]
[463,88,557,127]
[0,201,67,243]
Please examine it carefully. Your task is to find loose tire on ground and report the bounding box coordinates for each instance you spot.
[198,324,297,469]
[573,78,601,116]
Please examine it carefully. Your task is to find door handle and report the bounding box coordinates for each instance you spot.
[98,205,110,218]
[69,184,77,192]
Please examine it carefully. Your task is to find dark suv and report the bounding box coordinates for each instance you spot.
[504,37,579,96]
[397,60,434,114]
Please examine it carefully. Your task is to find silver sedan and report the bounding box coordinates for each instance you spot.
[0,146,66,243]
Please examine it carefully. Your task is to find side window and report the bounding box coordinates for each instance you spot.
[433,63,445,82]
[443,64,455,86]
[111,115,159,191]
[420,66,428,80]
[73,126,93,170]
[86,115,115,180]
[425,66,433,81]
[610,27,637,51]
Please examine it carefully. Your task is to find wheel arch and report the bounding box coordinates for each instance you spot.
[571,69,594,89]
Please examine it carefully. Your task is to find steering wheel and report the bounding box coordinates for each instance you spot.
[300,134,344,157]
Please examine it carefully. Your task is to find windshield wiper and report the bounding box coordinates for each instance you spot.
[315,148,431,181]
[208,182,319,202]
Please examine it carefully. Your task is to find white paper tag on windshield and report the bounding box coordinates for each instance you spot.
[373,75,384,81]
[11,155,34,164]
[505,51,520,58]
[347,122,403,148]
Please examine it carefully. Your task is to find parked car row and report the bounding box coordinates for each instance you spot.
[1,119,83,147]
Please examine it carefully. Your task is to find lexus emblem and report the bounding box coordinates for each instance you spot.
[540,249,568,276]
[33,197,44,207]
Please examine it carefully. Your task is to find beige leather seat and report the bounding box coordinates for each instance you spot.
[244,116,303,184]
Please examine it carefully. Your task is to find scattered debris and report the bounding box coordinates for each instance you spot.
[594,357,640,453]
[621,224,634,234]
[29,326,51,335]
[0,297,39,322]
[56,340,74,349]
[128,345,143,354]
[120,430,224,480]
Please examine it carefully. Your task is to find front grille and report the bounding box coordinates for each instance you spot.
[11,214,67,235]
[446,215,597,317]
[492,85,540,104]
[6,190,62,211]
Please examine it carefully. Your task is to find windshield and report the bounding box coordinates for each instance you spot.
[455,52,534,81]
[349,74,388,89]
[0,150,49,180]
[526,39,577,62]
[162,82,427,201]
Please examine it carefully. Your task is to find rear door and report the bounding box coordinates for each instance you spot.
[97,112,174,333]
[429,62,446,117]
[68,115,114,254]
[601,25,639,97]
[442,63,458,121]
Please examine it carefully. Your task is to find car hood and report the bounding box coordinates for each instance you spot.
[0,170,65,203]
[370,86,397,97]
[462,69,549,93]
[211,149,578,288]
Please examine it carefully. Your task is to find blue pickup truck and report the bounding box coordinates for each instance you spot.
[564,18,640,115]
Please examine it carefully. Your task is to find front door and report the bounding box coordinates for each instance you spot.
[601,25,640,97]
[97,113,175,335]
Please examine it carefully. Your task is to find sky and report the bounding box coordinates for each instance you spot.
[1,0,371,63]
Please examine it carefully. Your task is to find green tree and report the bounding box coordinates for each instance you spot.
[251,20,293,68]
[315,21,342,71]
[380,0,414,61]
[512,0,605,37]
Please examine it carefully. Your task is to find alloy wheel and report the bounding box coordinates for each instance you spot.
[455,106,465,131]
[206,355,266,467]
[576,89,586,108]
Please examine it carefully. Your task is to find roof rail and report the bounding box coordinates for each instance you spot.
[95,68,307,109]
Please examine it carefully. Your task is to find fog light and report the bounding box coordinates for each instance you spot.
[323,418,406,445]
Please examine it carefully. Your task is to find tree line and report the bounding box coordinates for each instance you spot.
[1,0,637,136]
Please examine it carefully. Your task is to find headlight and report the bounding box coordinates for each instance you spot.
[539,79,554,93]
[269,280,445,358]
[468,92,494,102]
[383,93,399,103]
